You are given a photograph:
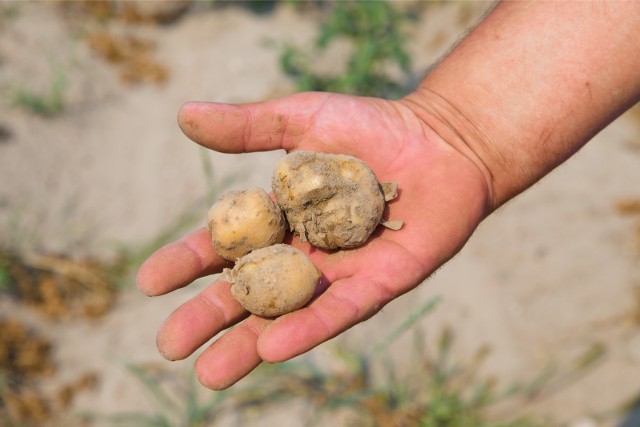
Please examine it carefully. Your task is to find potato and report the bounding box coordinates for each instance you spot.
[271,151,385,249]
[207,188,286,261]
[224,244,320,318]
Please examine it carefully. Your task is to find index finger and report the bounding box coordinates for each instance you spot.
[136,227,231,296]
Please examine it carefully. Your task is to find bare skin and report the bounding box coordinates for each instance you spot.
[137,2,640,390]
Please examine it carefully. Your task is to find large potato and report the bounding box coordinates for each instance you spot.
[224,244,320,318]
[272,151,385,249]
[207,188,286,261]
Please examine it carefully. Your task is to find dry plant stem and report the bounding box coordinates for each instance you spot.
[404,1,640,209]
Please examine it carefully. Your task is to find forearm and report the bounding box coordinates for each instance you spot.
[404,1,640,208]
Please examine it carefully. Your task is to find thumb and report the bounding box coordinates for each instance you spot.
[177,93,328,154]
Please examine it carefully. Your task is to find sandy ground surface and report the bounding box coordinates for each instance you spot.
[1,2,640,426]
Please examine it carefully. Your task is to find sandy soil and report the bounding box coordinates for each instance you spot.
[1,2,639,426]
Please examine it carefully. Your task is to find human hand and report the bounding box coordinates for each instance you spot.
[136,91,493,389]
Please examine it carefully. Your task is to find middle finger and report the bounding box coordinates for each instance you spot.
[156,279,248,361]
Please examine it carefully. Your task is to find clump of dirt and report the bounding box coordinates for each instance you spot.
[615,198,640,252]
[58,0,191,26]
[57,0,189,86]
[0,250,114,424]
[0,318,98,426]
[0,248,129,424]
[0,318,54,424]
[87,30,168,85]
[0,318,54,379]
[0,250,117,320]
[616,199,640,216]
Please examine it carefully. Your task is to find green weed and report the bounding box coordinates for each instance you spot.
[11,69,67,117]
[371,295,442,355]
[279,1,415,98]
[253,299,552,427]
[0,3,21,24]
[252,299,606,426]
[106,297,584,427]
[0,256,9,292]
[104,364,232,427]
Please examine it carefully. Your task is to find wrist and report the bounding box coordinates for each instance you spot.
[400,87,501,211]
[404,2,640,211]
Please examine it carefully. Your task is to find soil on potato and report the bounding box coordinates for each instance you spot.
[272,151,385,249]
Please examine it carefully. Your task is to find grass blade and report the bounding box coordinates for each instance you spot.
[371,295,442,355]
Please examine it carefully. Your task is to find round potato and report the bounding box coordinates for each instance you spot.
[207,188,286,261]
[225,244,320,318]
[272,151,385,249]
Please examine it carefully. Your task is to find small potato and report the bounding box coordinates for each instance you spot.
[272,151,385,250]
[207,188,286,261]
[224,244,320,318]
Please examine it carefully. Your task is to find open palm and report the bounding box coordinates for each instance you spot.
[137,92,492,389]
